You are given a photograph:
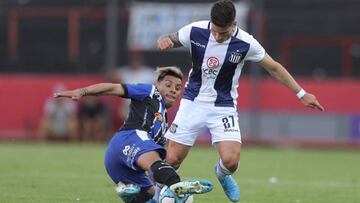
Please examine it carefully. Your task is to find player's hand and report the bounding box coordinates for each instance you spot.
[157,37,174,51]
[300,93,324,111]
[53,89,82,101]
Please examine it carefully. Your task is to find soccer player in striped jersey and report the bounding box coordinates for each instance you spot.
[54,67,213,203]
[157,1,324,202]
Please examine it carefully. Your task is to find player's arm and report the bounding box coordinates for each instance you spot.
[53,83,125,101]
[258,53,324,111]
[157,32,183,51]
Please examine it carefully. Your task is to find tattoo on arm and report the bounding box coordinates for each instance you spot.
[168,32,183,48]
[80,88,89,96]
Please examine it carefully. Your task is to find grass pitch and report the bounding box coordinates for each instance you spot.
[0,142,359,203]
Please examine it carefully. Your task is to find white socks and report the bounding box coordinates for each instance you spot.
[153,183,163,202]
[215,160,232,179]
[153,169,179,201]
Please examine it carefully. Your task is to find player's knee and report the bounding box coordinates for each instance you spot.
[221,156,239,172]
[165,154,184,169]
[150,160,180,187]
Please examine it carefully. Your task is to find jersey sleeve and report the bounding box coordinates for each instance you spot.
[178,23,193,47]
[243,33,266,62]
[122,83,155,101]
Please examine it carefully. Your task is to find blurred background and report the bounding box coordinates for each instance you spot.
[0,0,360,148]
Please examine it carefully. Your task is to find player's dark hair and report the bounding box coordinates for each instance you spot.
[156,66,183,82]
[211,0,236,27]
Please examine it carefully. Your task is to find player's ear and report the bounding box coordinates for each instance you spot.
[155,82,161,90]
[232,21,237,27]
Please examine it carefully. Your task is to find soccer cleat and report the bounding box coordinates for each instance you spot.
[217,175,240,202]
[115,182,141,202]
[160,186,194,202]
[169,179,213,196]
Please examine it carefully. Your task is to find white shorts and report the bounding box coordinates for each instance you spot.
[165,99,242,146]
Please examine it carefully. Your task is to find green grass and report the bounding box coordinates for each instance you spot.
[0,143,359,203]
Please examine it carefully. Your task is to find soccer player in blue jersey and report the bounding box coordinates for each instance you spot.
[157,1,324,202]
[54,66,213,203]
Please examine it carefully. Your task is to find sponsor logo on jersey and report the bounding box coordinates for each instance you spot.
[229,52,242,63]
[224,128,240,133]
[207,57,220,68]
[190,40,206,48]
[169,123,178,133]
[124,144,141,166]
[202,57,220,79]
[202,67,219,79]
[122,145,131,155]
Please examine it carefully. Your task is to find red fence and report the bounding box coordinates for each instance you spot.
[0,74,359,139]
[0,74,104,139]
[237,78,360,112]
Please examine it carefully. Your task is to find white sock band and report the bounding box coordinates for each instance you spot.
[215,160,232,179]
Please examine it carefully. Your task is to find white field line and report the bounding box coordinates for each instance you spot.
[240,178,358,188]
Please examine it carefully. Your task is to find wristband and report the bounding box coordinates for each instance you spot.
[296,89,306,99]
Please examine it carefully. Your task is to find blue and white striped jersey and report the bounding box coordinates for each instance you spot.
[121,83,167,145]
[178,21,265,107]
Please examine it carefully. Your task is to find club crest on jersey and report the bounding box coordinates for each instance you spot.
[229,52,242,63]
[207,57,220,68]
[169,123,178,133]
[154,112,163,122]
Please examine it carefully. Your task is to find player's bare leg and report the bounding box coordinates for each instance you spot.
[154,140,191,199]
[165,140,192,169]
[215,141,241,202]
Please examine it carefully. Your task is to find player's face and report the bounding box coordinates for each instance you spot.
[156,75,182,108]
[211,22,236,43]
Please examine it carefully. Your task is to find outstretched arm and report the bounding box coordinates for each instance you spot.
[157,32,183,51]
[53,83,125,101]
[258,53,324,111]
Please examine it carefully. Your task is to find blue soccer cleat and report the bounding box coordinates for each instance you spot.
[217,174,240,202]
[169,179,213,196]
[115,182,141,202]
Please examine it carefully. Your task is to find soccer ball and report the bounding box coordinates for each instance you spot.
[159,186,194,203]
